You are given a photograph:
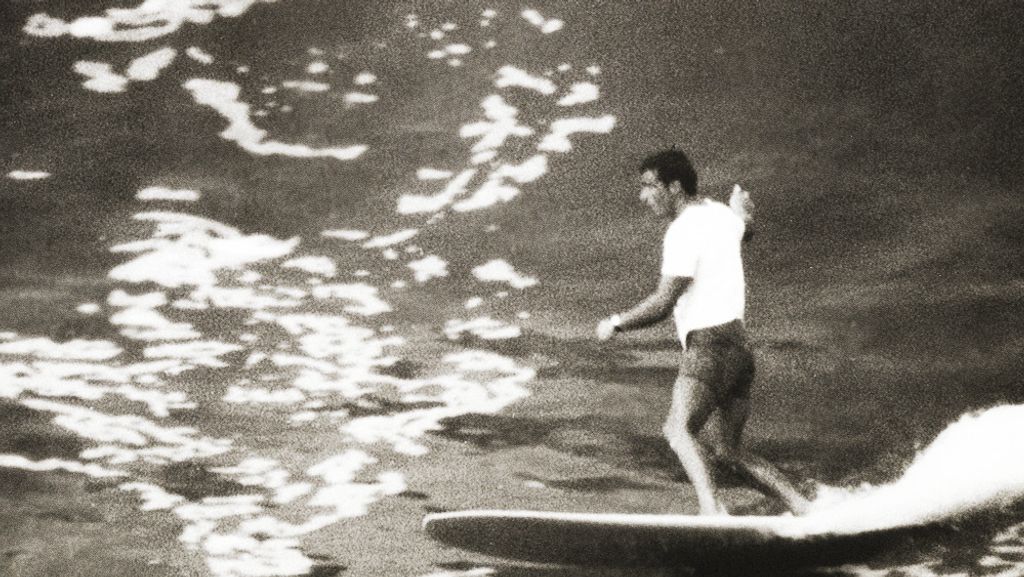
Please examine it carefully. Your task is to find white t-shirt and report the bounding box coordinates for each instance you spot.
[661,199,747,346]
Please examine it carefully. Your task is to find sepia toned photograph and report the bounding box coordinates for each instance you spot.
[1,1,1022,576]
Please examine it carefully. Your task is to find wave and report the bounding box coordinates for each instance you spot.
[800,404,1024,536]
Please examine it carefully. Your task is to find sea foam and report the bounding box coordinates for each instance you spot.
[799,404,1024,536]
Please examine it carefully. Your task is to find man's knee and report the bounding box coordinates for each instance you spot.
[713,445,743,469]
[663,415,706,442]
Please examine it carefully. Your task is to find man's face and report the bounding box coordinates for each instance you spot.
[639,169,674,218]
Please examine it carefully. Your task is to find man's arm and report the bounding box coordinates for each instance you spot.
[729,184,755,243]
[597,275,691,339]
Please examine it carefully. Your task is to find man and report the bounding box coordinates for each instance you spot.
[596,149,809,516]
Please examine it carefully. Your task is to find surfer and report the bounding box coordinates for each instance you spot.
[596,148,810,516]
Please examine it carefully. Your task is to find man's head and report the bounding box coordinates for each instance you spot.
[638,149,698,218]
[639,149,698,196]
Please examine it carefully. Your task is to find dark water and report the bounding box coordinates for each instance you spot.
[2,1,1023,576]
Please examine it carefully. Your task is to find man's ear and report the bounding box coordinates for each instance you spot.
[668,180,682,195]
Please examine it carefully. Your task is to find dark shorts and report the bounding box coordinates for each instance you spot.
[680,319,755,405]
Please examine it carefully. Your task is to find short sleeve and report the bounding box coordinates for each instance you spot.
[661,218,700,278]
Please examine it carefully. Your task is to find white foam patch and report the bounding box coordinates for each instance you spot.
[445,43,472,56]
[144,341,243,368]
[120,482,186,510]
[453,155,547,212]
[461,95,533,154]
[77,303,101,315]
[183,79,367,161]
[70,16,116,38]
[110,305,201,342]
[136,186,201,202]
[74,61,128,93]
[307,61,329,74]
[344,92,379,104]
[109,212,298,289]
[354,71,377,85]
[497,154,547,183]
[25,398,231,464]
[22,14,70,37]
[182,286,303,310]
[0,454,126,478]
[321,229,369,241]
[174,460,403,575]
[305,451,406,514]
[7,170,51,180]
[557,81,600,106]
[25,1,278,42]
[209,459,301,499]
[398,169,477,214]
[282,256,337,277]
[187,46,215,64]
[362,229,418,248]
[281,80,330,92]
[495,65,557,95]
[310,284,392,316]
[464,297,484,309]
[538,115,617,152]
[472,259,538,289]
[0,355,194,416]
[108,290,166,309]
[126,46,177,81]
[0,337,122,361]
[416,167,453,180]
[408,255,448,283]
[470,150,496,165]
[451,177,514,212]
[444,317,522,341]
[345,351,533,454]
[521,8,564,34]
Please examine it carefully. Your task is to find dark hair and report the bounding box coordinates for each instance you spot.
[639,149,698,197]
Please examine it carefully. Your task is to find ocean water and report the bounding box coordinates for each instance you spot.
[1,1,1023,576]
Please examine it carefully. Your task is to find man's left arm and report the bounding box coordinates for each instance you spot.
[730,184,756,243]
[597,275,691,340]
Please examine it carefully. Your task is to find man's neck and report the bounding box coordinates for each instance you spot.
[672,194,705,217]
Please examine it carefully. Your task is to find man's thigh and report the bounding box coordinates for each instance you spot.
[664,352,718,437]
[685,336,755,406]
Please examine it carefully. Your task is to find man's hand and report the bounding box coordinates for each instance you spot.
[596,314,622,341]
[729,184,754,224]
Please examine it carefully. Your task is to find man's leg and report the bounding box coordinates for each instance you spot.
[663,372,724,515]
[718,397,811,515]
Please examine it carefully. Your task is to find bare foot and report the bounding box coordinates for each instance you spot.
[698,501,730,516]
[786,494,812,516]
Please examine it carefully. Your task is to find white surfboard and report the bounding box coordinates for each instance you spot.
[423,509,923,569]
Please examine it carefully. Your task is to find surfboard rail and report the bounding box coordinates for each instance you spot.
[423,509,920,569]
